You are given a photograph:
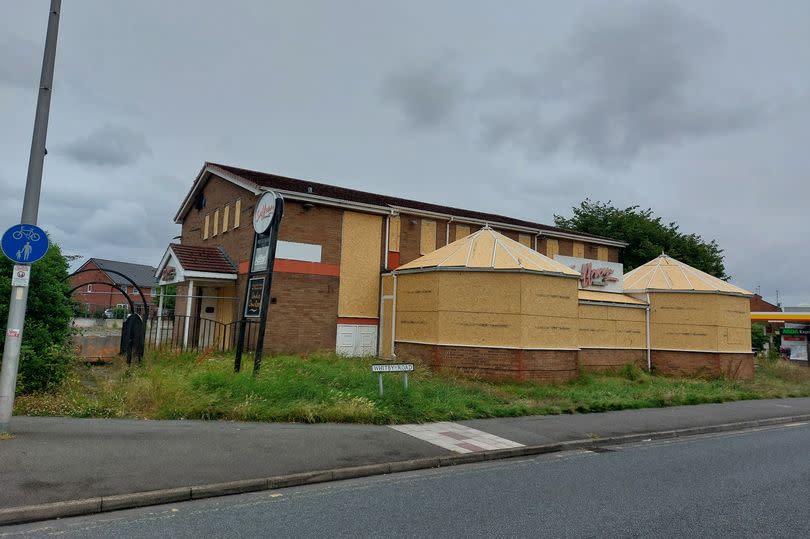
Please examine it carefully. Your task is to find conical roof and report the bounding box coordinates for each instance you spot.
[395,227,580,277]
[623,255,751,296]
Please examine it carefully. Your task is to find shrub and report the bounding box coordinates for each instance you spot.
[0,239,75,393]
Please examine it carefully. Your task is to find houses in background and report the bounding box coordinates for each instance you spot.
[70,258,158,316]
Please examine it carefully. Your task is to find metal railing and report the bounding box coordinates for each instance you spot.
[145,315,259,354]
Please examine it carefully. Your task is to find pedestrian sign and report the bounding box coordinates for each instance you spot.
[1,224,49,264]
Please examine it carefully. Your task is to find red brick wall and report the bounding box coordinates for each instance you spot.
[395,342,578,384]
[70,261,154,313]
[651,350,754,380]
[578,349,646,372]
[750,294,780,312]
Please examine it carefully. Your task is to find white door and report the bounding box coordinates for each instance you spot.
[336,324,378,357]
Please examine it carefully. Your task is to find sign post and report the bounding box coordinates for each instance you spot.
[0,0,61,434]
[371,363,414,397]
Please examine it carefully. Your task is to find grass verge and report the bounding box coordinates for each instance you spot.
[14,352,810,424]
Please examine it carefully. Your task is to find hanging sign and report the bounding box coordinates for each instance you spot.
[253,192,278,234]
[1,224,49,264]
[244,276,265,317]
[555,255,624,293]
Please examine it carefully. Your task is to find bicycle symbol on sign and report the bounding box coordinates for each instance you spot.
[12,226,41,242]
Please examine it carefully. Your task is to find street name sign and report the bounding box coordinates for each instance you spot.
[1,224,49,264]
[371,363,414,373]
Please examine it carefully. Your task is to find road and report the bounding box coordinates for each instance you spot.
[5,423,810,538]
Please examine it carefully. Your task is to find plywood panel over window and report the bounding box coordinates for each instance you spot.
[420,220,436,255]
[203,214,210,240]
[518,234,532,248]
[455,224,470,241]
[573,242,585,258]
[388,215,401,252]
[546,239,559,259]
[213,209,220,236]
[223,205,230,233]
[234,199,241,228]
[338,211,383,318]
[597,246,608,261]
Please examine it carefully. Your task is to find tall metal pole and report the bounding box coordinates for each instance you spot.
[0,0,62,434]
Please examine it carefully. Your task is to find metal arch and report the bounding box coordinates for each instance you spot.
[68,268,150,320]
[66,281,135,315]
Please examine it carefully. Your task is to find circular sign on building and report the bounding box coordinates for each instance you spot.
[1,224,49,264]
[253,191,279,234]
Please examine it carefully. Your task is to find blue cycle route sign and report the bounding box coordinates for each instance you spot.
[1,224,49,264]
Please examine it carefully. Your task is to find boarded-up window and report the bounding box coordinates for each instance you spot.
[213,209,220,236]
[455,224,470,240]
[420,220,436,255]
[573,242,585,258]
[518,234,532,248]
[597,246,608,261]
[546,238,559,259]
[223,205,230,233]
[338,212,383,318]
[388,215,401,252]
[234,199,241,228]
[203,214,210,240]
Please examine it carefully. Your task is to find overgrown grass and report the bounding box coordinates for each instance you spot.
[14,352,810,424]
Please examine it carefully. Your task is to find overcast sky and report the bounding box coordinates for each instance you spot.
[1,1,808,306]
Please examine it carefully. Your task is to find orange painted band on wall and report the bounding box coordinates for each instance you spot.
[387,251,400,269]
[337,317,379,325]
[240,259,341,276]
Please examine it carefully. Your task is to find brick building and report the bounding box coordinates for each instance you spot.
[70,258,158,315]
[156,162,626,354]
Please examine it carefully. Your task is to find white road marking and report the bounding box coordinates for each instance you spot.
[390,422,524,453]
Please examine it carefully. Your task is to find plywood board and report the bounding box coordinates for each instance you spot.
[573,242,585,258]
[467,232,496,267]
[420,219,436,255]
[578,318,616,348]
[519,234,532,248]
[520,274,579,318]
[388,215,401,252]
[395,272,439,312]
[650,293,717,326]
[579,304,609,321]
[615,320,646,348]
[338,211,383,317]
[650,322,717,351]
[380,297,394,357]
[396,311,438,344]
[438,272,521,314]
[717,326,752,352]
[546,239,559,259]
[438,311,522,347]
[521,315,579,348]
[455,224,470,240]
[597,246,608,261]
[606,305,646,322]
[382,274,394,296]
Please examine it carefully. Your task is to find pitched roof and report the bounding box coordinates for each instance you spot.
[395,227,580,277]
[623,255,752,297]
[169,244,236,274]
[578,290,647,305]
[175,162,626,247]
[87,258,158,288]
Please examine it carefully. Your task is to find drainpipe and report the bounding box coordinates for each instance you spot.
[183,280,194,348]
[534,232,542,252]
[645,292,651,372]
[446,217,454,245]
[384,214,390,270]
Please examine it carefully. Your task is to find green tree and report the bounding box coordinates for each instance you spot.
[751,323,768,352]
[554,200,728,278]
[0,239,74,393]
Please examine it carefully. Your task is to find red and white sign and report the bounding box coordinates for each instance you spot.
[12,264,31,287]
[555,255,624,293]
[6,329,20,338]
[253,192,279,234]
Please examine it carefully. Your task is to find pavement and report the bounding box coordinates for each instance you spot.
[3,396,810,525]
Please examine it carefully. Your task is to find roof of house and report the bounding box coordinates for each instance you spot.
[81,258,158,288]
[394,227,580,277]
[623,255,752,297]
[169,244,236,274]
[174,162,627,247]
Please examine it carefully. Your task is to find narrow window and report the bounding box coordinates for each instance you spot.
[213,209,220,236]
[546,239,559,259]
[204,214,210,240]
[420,220,436,255]
[597,246,608,261]
[87,284,92,293]
[455,224,470,239]
[518,234,532,247]
[223,205,230,233]
[234,199,241,228]
[573,242,585,258]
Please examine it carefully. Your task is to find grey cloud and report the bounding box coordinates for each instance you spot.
[480,2,762,165]
[0,33,40,88]
[60,124,151,167]
[380,57,464,128]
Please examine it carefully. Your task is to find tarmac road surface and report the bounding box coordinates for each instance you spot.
[5,422,810,538]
